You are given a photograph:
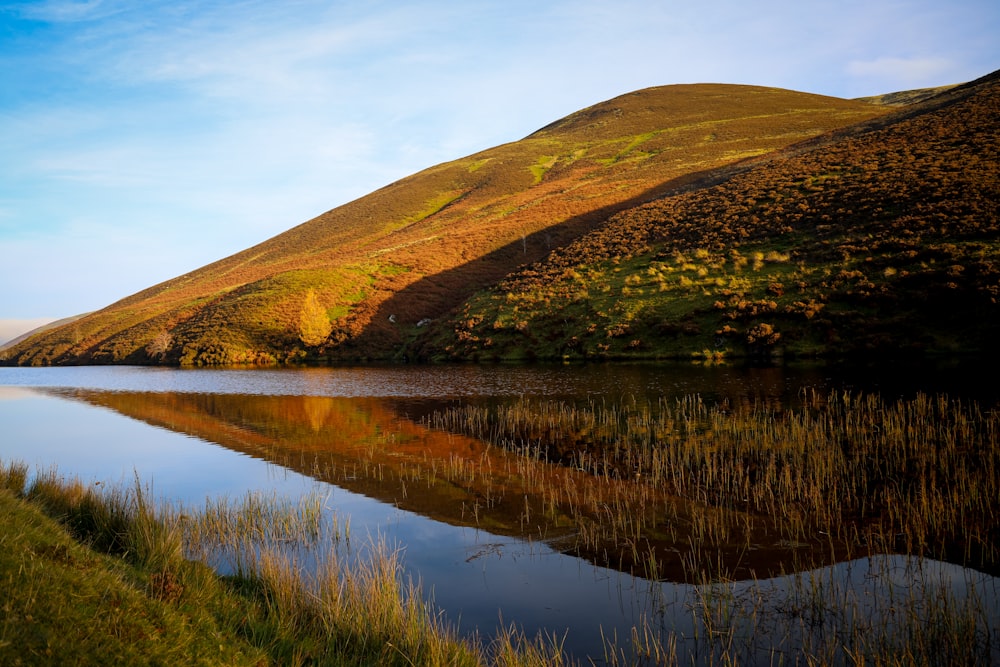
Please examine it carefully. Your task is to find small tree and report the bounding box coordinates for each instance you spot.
[146,330,173,361]
[298,289,332,346]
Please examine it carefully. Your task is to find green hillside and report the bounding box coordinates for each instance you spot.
[5,75,994,366]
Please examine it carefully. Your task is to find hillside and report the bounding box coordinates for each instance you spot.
[0,314,88,351]
[1,79,972,366]
[854,84,959,106]
[431,71,1000,362]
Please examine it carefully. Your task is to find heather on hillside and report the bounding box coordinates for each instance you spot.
[432,74,1000,362]
[4,73,998,366]
[2,84,889,366]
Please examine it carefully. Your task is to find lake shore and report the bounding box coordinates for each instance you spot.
[0,466,562,667]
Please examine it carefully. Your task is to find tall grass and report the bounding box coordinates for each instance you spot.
[24,469,183,572]
[1,463,565,666]
[5,398,998,667]
[426,391,1000,578]
[606,555,1000,666]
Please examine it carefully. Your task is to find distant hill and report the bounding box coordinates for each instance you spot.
[0,315,87,351]
[854,84,959,106]
[4,72,997,366]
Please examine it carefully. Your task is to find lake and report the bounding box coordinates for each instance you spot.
[2,362,998,664]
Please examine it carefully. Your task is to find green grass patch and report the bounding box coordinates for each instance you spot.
[0,461,568,667]
[467,158,492,173]
[0,488,266,666]
[528,155,558,184]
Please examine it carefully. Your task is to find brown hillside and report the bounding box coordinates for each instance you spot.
[3,84,890,366]
[434,70,999,361]
[854,84,958,106]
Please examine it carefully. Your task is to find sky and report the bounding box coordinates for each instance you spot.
[1,0,998,341]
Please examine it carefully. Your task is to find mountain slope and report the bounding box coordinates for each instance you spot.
[431,71,1000,361]
[2,84,890,366]
[0,314,88,351]
[854,84,958,106]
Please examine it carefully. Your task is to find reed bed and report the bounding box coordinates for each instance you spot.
[4,418,998,666]
[425,391,1000,577]
[600,553,999,666]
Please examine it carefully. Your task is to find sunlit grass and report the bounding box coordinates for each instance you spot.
[0,464,566,666]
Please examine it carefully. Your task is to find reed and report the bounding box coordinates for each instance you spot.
[6,394,999,667]
[2,462,566,666]
[24,469,183,572]
[425,391,1000,578]
[597,552,1000,665]
[0,459,28,493]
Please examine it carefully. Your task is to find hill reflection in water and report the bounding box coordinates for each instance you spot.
[3,362,999,662]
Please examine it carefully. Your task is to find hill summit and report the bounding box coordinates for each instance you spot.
[4,74,998,366]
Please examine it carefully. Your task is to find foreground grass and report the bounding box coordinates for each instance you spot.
[0,463,564,667]
[0,489,267,666]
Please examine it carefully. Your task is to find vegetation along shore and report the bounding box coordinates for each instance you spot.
[3,387,998,664]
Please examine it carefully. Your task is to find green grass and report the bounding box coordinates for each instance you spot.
[528,155,558,184]
[0,461,566,667]
[0,487,266,665]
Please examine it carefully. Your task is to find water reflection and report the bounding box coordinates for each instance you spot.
[39,388,838,582]
[4,359,998,406]
[2,364,999,663]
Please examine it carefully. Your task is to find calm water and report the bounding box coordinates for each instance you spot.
[1,362,998,664]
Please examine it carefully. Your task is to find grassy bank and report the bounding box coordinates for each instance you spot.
[0,462,564,667]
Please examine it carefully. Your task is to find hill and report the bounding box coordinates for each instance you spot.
[0,314,88,351]
[5,74,994,366]
[854,84,959,106]
[430,71,1000,362]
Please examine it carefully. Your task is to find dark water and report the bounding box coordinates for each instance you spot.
[2,362,998,664]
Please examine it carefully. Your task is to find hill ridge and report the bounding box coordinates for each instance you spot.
[430,70,999,361]
[5,74,996,366]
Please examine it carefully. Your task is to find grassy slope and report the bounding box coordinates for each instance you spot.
[854,84,960,106]
[0,471,562,666]
[0,490,266,666]
[1,85,888,366]
[431,72,1000,362]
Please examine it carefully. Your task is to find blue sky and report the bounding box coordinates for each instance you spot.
[1,0,997,341]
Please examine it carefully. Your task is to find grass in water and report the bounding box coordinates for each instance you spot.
[4,385,999,667]
[426,391,1000,579]
[0,461,563,666]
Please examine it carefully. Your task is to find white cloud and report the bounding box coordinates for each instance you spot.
[847,56,956,88]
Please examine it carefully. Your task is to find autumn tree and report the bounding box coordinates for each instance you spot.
[298,289,332,346]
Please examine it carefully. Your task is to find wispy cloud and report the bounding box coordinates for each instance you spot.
[4,0,124,23]
[1,0,998,318]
